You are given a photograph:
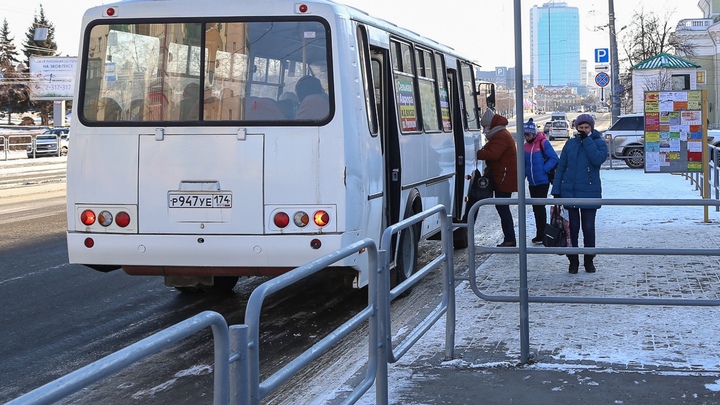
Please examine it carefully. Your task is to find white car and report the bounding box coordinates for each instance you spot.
[27,128,70,158]
[603,113,644,169]
[548,120,570,140]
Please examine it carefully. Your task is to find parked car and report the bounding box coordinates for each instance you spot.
[542,121,552,134]
[27,127,70,158]
[548,120,570,140]
[603,113,644,169]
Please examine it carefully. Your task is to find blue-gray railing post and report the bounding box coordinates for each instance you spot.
[376,245,390,404]
[229,324,249,404]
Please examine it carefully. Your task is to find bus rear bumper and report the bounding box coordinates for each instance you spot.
[67,232,357,276]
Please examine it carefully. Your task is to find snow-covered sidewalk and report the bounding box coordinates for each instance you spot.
[348,169,720,404]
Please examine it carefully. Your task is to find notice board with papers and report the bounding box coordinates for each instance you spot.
[643,90,707,173]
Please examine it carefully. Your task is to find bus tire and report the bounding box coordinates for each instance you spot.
[393,223,419,297]
[206,276,239,293]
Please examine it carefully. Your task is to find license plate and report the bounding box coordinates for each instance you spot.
[168,192,232,208]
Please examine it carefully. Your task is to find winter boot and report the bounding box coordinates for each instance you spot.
[567,255,579,274]
[584,255,596,273]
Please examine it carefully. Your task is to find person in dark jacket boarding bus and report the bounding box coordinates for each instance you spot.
[477,109,518,247]
[523,118,559,244]
[550,113,608,274]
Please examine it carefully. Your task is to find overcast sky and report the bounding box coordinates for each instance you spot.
[0,0,701,73]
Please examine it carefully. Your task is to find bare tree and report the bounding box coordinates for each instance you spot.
[641,70,675,92]
[618,8,697,113]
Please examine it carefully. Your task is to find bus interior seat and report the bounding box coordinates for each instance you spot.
[245,96,283,120]
[296,94,329,120]
[204,96,221,120]
[278,92,299,119]
[221,95,241,120]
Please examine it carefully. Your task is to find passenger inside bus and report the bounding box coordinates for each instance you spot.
[180,83,200,120]
[295,75,329,120]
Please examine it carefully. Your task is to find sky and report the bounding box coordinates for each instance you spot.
[0,0,700,74]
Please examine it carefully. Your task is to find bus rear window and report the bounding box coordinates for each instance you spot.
[81,20,331,124]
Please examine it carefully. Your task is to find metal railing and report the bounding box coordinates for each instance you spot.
[6,311,231,405]
[463,196,720,363]
[7,205,457,405]
[681,143,720,211]
[1,132,40,161]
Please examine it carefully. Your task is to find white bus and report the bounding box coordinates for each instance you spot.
[66,0,496,292]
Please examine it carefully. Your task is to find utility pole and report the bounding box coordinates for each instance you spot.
[608,0,621,124]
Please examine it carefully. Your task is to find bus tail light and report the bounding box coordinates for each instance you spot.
[81,209,96,225]
[313,210,330,227]
[84,237,94,248]
[75,205,136,233]
[104,7,119,17]
[98,211,113,227]
[274,212,290,228]
[293,211,309,227]
[116,211,131,228]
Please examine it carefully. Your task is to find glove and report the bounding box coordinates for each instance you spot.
[578,131,588,140]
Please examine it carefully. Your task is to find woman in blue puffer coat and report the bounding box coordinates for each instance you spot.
[523,118,558,244]
[550,113,608,274]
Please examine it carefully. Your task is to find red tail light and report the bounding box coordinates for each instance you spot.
[274,212,290,228]
[81,210,96,225]
[116,211,131,228]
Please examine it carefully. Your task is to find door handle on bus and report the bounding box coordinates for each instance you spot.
[392,168,399,182]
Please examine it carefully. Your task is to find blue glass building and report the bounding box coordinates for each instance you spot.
[530,2,580,87]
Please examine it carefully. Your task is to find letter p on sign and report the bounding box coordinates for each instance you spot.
[595,48,609,63]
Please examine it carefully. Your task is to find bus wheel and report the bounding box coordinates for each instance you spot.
[175,286,203,294]
[393,223,419,297]
[204,276,239,293]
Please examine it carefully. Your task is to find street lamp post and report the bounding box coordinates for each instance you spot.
[609,0,621,124]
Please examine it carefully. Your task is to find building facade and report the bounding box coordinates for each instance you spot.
[529,2,580,88]
[670,0,718,126]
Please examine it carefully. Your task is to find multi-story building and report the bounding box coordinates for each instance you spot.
[529,2,580,88]
[670,0,718,126]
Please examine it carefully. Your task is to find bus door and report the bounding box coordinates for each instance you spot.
[447,69,474,225]
[370,47,401,234]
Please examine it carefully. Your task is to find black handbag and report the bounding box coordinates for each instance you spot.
[468,169,494,201]
[542,205,567,248]
[463,168,494,222]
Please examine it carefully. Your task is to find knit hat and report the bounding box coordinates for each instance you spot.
[523,118,536,135]
[575,113,595,130]
[480,108,495,128]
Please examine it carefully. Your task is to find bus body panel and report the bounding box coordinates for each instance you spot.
[137,132,264,233]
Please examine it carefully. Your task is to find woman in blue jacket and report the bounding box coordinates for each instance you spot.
[550,114,608,274]
[523,118,558,243]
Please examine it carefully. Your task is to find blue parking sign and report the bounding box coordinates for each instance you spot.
[595,48,609,63]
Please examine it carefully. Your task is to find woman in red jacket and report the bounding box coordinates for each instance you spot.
[477,109,518,247]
